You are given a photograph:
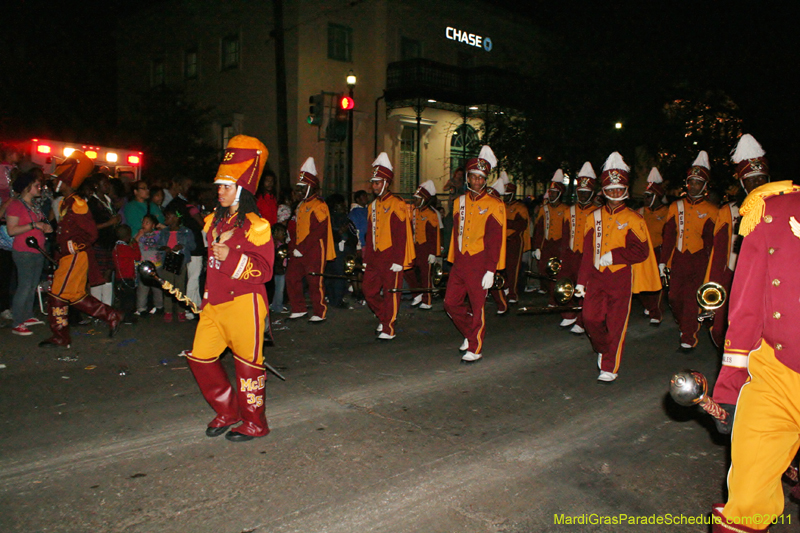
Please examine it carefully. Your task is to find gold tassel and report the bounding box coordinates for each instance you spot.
[203,213,213,234]
[739,181,800,236]
[245,213,272,246]
[71,197,89,215]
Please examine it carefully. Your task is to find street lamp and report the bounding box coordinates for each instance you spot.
[346,70,356,201]
[615,122,623,130]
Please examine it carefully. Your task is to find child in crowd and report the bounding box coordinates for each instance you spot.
[112,225,141,324]
[270,223,288,314]
[157,205,195,322]
[135,214,164,315]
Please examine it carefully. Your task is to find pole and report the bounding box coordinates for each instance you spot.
[272,0,291,194]
[415,98,422,190]
[347,85,354,202]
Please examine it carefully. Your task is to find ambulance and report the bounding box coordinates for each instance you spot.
[20,138,144,181]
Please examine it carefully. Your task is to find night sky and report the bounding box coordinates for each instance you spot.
[3,1,797,176]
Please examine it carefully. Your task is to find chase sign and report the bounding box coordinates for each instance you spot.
[445,26,493,52]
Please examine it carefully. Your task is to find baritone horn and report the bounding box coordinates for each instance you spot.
[276,244,289,262]
[344,254,364,276]
[525,256,561,282]
[696,281,727,322]
[517,277,582,315]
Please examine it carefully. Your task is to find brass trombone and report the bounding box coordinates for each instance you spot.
[388,263,505,293]
[517,277,582,316]
[309,254,364,280]
[697,281,727,322]
[525,256,561,282]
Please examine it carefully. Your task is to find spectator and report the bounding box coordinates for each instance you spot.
[166,176,205,318]
[123,181,165,235]
[0,143,19,204]
[112,224,140,324]
[255,169,278,225]
[162,177,183,208]
[348,189,369,248]
[269,223,288,314]
[5,171,53,335]
[157,204,195,322]
[135,214,164,315]
[87,174,121,306]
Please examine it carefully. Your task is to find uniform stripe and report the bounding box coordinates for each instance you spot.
[318,240,327,318]
[475,298,486,354]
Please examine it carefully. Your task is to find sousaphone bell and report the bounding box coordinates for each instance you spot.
[696,281,727,322]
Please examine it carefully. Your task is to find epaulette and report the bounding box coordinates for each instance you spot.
[738,181,800,236]
[203,213,214,234]
[245,213,272,246]
[67,195,88,215]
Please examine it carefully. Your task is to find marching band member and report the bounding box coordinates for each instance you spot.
[186,135,274,442]
[710,180,800,532]
[560,162,597,333]
[488,174,509,315]
[39,151,123,348]
[532,169,569,310]
[405,180,441,310]
[444,145,506,363]
[638,167,669,326]
[704,134,770,348]
[575,152,660,382]
[363,153,415,340]
[499,172,530,304]
[285,157,335,322]
[660,151,718,351]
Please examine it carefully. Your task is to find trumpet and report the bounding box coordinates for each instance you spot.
[696,281,727,322]
[517,277,582,316]
[525,256,561,282]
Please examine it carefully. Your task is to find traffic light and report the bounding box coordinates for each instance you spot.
[307,93,324,126]
[335,93,351,122]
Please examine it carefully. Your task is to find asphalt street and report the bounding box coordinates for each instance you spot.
[0,291,796,533]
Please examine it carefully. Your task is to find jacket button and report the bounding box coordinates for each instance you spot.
[230,291,234,295]
[764,215,773,223]
[773,311,781,319]
[773,279,781,286]
[776,343,783,350]
[769,247,775,254]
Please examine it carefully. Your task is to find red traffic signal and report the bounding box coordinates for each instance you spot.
[339,96,355,110]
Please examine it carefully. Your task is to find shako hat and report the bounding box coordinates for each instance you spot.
[214,135,269,196]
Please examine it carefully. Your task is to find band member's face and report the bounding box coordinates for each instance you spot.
[467,172,485,192]
[217,184,237,207]
[643,192,656,208]
[577,190,593,204]
[743,174,768,194]
[371,179,387,197]
[548,187,561,204]
[414,196,423,207]
[604,187,627,201]
[686,178,706,197]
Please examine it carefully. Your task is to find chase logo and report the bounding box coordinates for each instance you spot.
[446,27,493,52]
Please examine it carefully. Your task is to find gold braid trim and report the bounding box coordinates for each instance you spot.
[739,180,800,237]
[245,213,272,246]
[161,279,201,313]
[203,213,214,234]
[71,196,89,215]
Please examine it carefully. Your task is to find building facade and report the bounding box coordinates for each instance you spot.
[118,0,547,201]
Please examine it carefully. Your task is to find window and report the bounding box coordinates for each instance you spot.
[221,125,234,154]
[221,34,240,70]
[401,37,422,60]
[151,58,165,87]
[399,127,418,194]
[328,24,352,62]
[450,124,480,174]
[184,48,198,79]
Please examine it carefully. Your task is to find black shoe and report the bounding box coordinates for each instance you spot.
[39,338,70,349]
[225,430,255,442]
[206,425,234,438]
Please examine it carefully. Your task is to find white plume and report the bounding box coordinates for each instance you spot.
[731,134,766,164]
[647,167,663,184]
[417,179,436,197]
[578,161,596,179]
[692,150,710,169]
[602,152,629,172]
[477,145,497,169]
[300,157,316,176]
[372,152,393,171]
[551,169,564,183]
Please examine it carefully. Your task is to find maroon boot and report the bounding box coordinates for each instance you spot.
[226,358,270,442]
[72,295,122,337]
[39,295,72,348]
[711,505,768,532]
[186,357,241,437]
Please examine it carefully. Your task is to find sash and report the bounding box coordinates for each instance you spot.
[457,195,466,252]
[592,209,603,269]
[543,204,551,240]
[676,199,685,253]
[412,207,417,242]
[370,199,377,251]
[728,204,740,270]
[569,205,577,250]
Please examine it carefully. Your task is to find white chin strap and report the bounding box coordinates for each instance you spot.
[303,184,312,200]
[55,181,62,193]
[687,180,707,199]
[603,186,628,201]
[577,189,594,206]
[548,190,561,204]
[644,194,656,209]
[234,185,242,205]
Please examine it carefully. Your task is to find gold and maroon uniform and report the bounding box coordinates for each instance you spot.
[363,191,414,336]
[661,196,718,346]
[404,204,441,306]
[286,195,335,318]
[638,202,669,322]
[710,183,800,531]
[444,190,506,355]
[186,135,273,441]
[704,201,740,347]
[532,200,568,302]
[502,197,530,302]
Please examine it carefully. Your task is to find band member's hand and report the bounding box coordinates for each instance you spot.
[427,254,436,264]
[533,249,541,260]
[293,249,303,258]
[713,403,736,435]
[212,242,230,262]
[390,263,403,272]
[599,252,613,267]
[658,263,667,277]
[481,271,494,290]
[574,284,586,298]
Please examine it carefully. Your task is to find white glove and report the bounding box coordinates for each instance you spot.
[599,251,613,267]
[481,271,494,290]
[338,241,345,252]
[533,249,541,261]
[390,263,403,272]
[292,249,303,258]
[428,254,436,264]
[574,284,586,298]
[658,263,667,277]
